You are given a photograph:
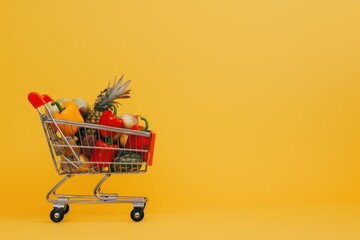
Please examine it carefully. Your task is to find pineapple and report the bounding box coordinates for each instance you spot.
[86,75,131,125]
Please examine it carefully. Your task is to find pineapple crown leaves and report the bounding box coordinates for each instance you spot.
[94,75,131,111]
[106,75,131,100]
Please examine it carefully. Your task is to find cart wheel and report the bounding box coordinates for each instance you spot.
[130,208,144,222]
[50,208,64,223]
[63,204,70,214]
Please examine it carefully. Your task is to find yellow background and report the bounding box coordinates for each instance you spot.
[1,0,360,239]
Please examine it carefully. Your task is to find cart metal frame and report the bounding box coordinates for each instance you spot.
[28,92,156,222]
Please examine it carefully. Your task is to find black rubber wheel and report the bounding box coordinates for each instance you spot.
[50,208,64,223]
[63,204,70,214]
[130,208,144,222]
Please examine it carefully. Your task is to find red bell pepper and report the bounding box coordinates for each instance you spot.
[125,116,150,150]
[99,107,124,137]
[91,139,118,168]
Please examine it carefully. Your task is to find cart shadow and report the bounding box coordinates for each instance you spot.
[37,214,135,224]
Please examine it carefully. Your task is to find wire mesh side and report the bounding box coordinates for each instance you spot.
[42,117,152,175]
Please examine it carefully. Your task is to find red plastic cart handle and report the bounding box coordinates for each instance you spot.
[28,92,53,108]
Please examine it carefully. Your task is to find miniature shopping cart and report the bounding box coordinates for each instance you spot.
[28,92,156,223]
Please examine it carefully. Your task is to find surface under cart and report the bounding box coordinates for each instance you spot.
[28,92,156,223]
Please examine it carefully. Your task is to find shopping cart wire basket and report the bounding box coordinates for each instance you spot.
[28,92,156,222]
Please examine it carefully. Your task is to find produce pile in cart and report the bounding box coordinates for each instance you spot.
[32,76,155,175]
[28,75,156,223]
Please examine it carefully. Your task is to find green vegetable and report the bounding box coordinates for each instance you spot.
[111,152,142,172]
